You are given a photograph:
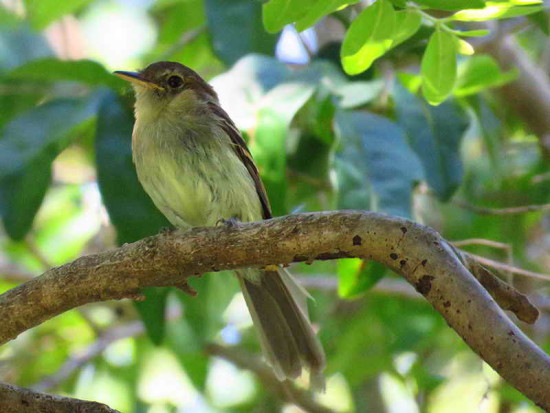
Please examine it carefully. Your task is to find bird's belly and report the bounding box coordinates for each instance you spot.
[133,127,263,228]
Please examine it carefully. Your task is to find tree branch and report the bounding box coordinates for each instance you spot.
[0,211,548,409]
[483,35,550,159]
[0,381,119,413]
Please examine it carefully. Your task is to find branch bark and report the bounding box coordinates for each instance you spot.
[0,211,548,409]
[0,381,119,413]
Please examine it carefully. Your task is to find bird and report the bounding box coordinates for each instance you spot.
[114,61,325,388]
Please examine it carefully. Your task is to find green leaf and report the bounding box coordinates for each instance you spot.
[338,259,386,298]
[0,24,52,73]
[263,0,314,33]
[0,80,45,128]
[421,29,457,105]
[134,288,170,345]
[336,80,384,108]
[395,84,469,200]
[341,0,396,75]
[252,109,288,216]
[334,110,423,217]
[0,150,52,240]
[414,0,485,10]
[259,81,317,125]
[295,0,360,32]
[95,91,171,343]
[455,55,518,96]
[0,96,98,240]
[391,10,422,48]
[8,58,125,90]
[456,38,475,55]
[452,3,543,21]
[205,0,279,65]
[0,97,98,180]
[528,10,550,35]
[176,272,237,344]
[23,0,92,30]
[173,272,237,390]
[211,54,290,130]
[449,29,491,37]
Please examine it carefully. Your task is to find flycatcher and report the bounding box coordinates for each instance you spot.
[114,62,325,387]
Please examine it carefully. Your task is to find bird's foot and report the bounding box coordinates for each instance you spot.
[216,217,240,228]
[159,226,176,235]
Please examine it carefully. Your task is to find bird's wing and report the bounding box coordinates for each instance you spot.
[208,102,272,219]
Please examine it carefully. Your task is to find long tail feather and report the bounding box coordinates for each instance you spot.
[238,268,326,390]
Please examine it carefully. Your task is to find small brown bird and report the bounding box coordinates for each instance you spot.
[114,62,325,388]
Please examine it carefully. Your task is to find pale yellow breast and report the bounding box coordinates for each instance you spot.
[132,106,263,228]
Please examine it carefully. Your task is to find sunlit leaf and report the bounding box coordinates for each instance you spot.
[414,0,485,10]
[263,0,315,33]
[452,2,543,21]
[8,58,125,90]
[449,29,491,37]
[338,259,386,298]
[395,84,468,200]
[391,10,422,48]
[252,109,288,216]
[456,38,475,55]
[211,54,290,129]
[421,29,457,105]
[455,55,518,96]
[23,0,92,30]
[295,0,360,32]
[336,80,384,108]
[341,0,396,75]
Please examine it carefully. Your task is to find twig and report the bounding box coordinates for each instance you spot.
[453,201,550,215]
[452,238,513,280]
[0,211,548,408]
[33,305,181,392]
[461,254,539,324]
[0,264,35,284]
[0,381,119,413]
[24,236,53,269]
[452,239,511,251]
[33,321,144,392]
[466,252,550,282]
[298,275,421,299]
[206,344,334,413]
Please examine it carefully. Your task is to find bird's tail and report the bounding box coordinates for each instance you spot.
[237,267,326,390]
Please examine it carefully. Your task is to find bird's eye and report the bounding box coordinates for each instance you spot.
[167,75,184,89]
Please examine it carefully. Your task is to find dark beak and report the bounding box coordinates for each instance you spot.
[113,71,165,91]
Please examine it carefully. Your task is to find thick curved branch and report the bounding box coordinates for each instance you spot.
[0,211,549,409]
[0,381,119,412]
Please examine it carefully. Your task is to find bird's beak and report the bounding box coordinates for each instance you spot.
[113,71,165,91]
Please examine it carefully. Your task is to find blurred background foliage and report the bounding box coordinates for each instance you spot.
[0,0,549,411]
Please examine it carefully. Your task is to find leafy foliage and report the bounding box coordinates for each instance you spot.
[0,0,548,412]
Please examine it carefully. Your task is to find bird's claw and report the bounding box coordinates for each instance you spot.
[216,217,240,228]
